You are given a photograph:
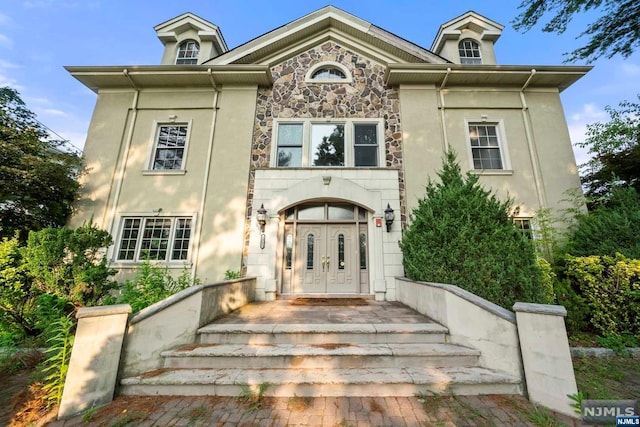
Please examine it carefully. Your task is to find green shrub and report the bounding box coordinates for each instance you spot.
[0,236,38,338]
[536,258,556,304]
[0,223,115,340]
[224,269,241,280]
[553,278,590,333]
[565,253,640,337]
[566,187,640,259]
[399,150,544,310]
[24,222,117,306]
[113,260,198,312]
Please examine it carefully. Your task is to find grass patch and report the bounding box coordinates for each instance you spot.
[287,395,312,412]
[109,409,146,427]
[573,355,640,399]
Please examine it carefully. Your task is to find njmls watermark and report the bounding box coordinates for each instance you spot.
[582,400,639,424]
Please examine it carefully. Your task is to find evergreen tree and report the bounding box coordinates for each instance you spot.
[399,150,544,309]
[565,186,640,259]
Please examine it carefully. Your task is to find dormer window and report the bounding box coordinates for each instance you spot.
[176,40,199,64]
[312,68,346,80]
[459,39,482,64]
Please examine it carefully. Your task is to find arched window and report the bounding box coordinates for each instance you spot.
[176,40,199,65]
[305,62,352,83]
[311,68,346,80]
[458,39,482,65]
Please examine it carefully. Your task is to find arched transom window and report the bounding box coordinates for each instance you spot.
[305,61,352,83]
[176,40,199,65]
[311,68,346,80]
[458,39,482,65]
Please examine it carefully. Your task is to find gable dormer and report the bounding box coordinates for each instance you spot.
[431,11,503,65]
[154,13,228,65]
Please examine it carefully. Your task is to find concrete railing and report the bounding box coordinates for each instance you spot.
[395,278,578,418]
[58,277,255,419]
[121,277,256,377]
[395,278,522,379]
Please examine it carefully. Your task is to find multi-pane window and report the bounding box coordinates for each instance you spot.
[153,125,188,170]
[274,120,381,168]
[176,40,199,65]
[311,68,346,80]
[513,218,534,240]
[117,217,192,261]
[468,124,503,170]
[354,124,378,167]
[276,124,303,167]
[459,39,482,64]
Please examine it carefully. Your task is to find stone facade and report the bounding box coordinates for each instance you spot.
[243,41,405,271]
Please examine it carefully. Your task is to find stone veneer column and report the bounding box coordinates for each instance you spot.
[58,304,131,419]
[513,302,578,418]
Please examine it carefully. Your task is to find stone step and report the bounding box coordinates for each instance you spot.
[197,323,448,345]
[161,343,480,369]
[120,366,522,397]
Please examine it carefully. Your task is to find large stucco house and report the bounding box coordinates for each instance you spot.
[67,6,589,302]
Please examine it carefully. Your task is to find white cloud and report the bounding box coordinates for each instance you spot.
[41,108,68,117]
[567,103,608,165]
[0,72,22,90]
[0,13,10,26]
[0,59,20,69]
[0,34,12,48]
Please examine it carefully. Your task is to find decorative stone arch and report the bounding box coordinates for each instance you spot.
[304,61,353,83]
[273,175,378,214]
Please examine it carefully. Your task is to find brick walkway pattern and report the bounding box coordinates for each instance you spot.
[47,394,579,426]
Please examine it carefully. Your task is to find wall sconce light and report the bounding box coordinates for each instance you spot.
[384,203,395,232]
[256,204,267,249]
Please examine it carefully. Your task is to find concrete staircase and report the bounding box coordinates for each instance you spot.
[120,321,522,397]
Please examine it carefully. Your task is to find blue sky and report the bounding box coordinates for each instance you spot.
[1,0,639,164]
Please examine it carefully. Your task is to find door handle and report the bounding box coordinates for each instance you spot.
[326,256,330,270]
[321,256,326,272]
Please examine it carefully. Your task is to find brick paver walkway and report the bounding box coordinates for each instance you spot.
[47,394,579,426]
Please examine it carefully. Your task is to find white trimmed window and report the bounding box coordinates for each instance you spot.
[305,62,352,83]
[467,123,505,170]
[116,216,193,261]
[151,124,189,170]
[459,39,482,64]
[273,119,383,168]
[176,40,199,65]
[513,218,533,240]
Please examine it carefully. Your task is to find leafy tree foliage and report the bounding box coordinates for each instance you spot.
[512,0,640,62]
[0,87,82,241]
[0,223,115,338]
[565,186,640,259]
[576,97,640,202]
[399,150,544,309]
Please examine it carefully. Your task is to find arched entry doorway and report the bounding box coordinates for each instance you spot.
[280,201,369,295]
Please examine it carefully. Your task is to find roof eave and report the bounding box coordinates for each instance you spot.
[65,65,272,93]
[385,64,592,92]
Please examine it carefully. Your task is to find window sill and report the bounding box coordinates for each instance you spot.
[142,170,187,176]
[110,261,192,269]
[470,169,514,176]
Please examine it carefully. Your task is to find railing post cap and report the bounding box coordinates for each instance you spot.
[512,302,567,317]
[76,304,132,319]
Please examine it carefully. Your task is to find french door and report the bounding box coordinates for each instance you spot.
[294,224,358,293]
